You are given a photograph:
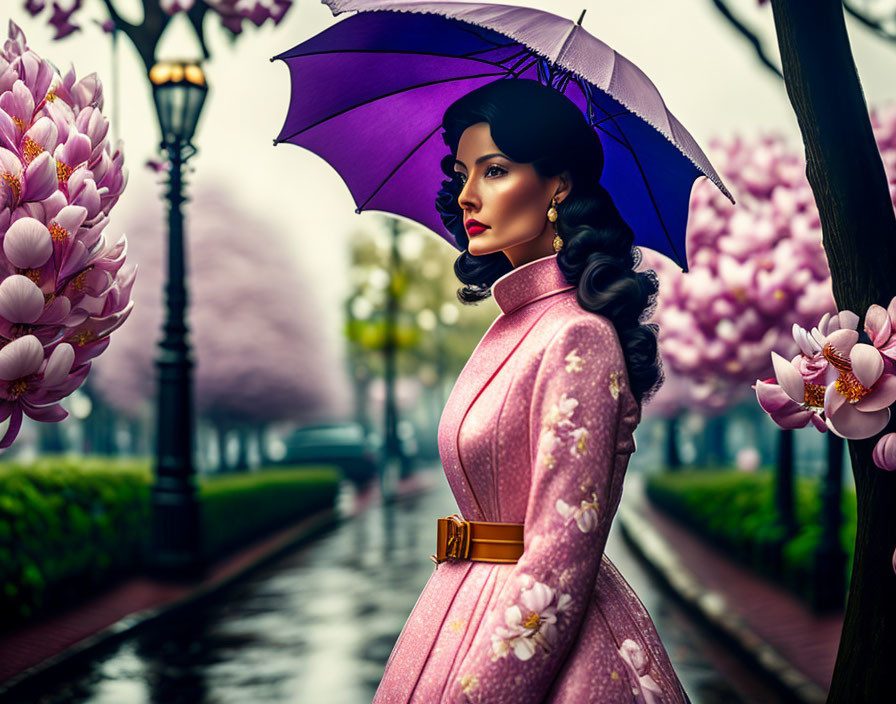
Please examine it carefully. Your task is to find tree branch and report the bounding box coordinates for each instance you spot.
[710,0,783,79]
[188,2,213,61]
[100,0,136,33]
[843,0,896,47]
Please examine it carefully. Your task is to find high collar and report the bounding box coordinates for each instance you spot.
[492,254,575,315]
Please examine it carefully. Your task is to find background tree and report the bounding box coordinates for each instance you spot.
[91,181,348,471]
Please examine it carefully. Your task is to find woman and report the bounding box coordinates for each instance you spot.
[373,79,689,704]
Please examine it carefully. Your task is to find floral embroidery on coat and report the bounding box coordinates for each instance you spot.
[458,673,479,695]
[609,370,623,400]
[491,580,572,662]
[564,348,584,373]
[555,491,600,533]
[618,638,664,704]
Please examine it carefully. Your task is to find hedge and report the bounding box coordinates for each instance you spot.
[645,470,857,605]
[0,458,340,629]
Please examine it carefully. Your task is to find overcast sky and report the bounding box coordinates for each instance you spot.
[7,0,896,337]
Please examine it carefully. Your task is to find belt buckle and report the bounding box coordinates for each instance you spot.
[431,514,471,565]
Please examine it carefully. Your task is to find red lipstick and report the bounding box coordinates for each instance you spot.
[465,218,489,236]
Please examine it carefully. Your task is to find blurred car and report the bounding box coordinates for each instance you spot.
[280,422,378,486]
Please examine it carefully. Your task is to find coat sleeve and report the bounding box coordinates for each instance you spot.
[447,316,630,703]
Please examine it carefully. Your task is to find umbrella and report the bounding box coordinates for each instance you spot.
[272,0,734,271]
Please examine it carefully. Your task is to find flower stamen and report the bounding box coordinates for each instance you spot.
[22,136,43,165]
[522,612,542,631]
[56,160,72,185]
[804,382,826,408]
[823,342,871,403]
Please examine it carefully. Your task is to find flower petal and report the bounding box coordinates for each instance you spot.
[827,403,890,439]
[0,274,45,323]
[0,405,23,449]
[873,433,896,471]
[856,374,896,412]
[850,343,884,389]
[3,216,52,268]
[504,605,522,629]
[41,342,74,387]
[22,151,58,202]
[22,400,67,422]
[865,304,892,348]
[772,352,805,404]
[825,381,847,418]
[0,334,43,380]
[835,310,860,332]
[512,637,536,661]
[826,328,859,356]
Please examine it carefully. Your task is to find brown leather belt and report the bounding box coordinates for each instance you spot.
[431,514,524,565]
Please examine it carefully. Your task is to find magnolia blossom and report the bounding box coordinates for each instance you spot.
[756,298,896,442]
[491,580,572,661]
[0,23,132,447]
[555,491,600,533]
[822,329,896,439]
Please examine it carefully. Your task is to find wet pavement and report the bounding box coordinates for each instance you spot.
[5,471,793,704]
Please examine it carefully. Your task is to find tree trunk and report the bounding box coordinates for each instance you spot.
[776,428,797,539]
[705,414,728,467]
[769,1,896,699]
[215,422,229,473]
[812,432,847,612]
[256,424,269,467]
[666,417,682,470]
[233,426,250,472]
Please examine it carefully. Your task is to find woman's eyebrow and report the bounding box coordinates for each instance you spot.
[453,152,508,169]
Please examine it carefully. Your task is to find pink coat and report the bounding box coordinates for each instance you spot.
[373,254,690,704]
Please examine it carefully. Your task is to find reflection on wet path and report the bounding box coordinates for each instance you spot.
[9,470,791,704]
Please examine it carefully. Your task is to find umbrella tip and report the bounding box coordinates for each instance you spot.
[576,9,586,26]
[354,207,362,214]
[272,138,279,146]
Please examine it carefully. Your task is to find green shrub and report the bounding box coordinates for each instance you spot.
[0,458,340,629]
[199,467,340,559]
[646,470,856,604]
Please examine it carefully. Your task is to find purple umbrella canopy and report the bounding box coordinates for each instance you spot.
[273,0,734,270]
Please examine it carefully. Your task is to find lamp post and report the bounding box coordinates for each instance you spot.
[148,60,208,577]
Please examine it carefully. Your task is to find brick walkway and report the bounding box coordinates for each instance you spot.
[619,476,842,704]
[0,472,437,693]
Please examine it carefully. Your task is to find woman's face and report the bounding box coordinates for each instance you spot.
[453,122,569,267]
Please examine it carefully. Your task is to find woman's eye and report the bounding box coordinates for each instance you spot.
[454,172,467,184]
[485,164,506,178]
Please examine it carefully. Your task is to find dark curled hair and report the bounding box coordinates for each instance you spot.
[435,79,664,405]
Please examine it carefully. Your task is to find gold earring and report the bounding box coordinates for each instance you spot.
[548,197,563,251]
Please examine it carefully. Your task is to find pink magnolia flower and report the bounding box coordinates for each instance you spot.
[754,352,827,432]
[491,580,572,661]
[0,335,87,447]
[873,433,896,471]
[0,22,131,448]
[822,329,896,439]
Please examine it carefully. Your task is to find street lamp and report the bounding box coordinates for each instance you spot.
[148,59,208,576]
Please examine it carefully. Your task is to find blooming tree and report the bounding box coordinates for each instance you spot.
[643,131,836,415]
[0,21,132,448]
[89,182,347,445]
